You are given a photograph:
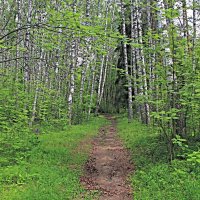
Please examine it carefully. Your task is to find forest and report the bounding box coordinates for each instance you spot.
[0,0,200,199]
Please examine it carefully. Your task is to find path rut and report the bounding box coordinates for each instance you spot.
[80,116,133,200]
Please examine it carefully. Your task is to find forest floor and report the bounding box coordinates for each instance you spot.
[1,115,199,200]
[81,115,133,200]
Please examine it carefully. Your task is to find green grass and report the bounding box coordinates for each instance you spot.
[0,116,107,200]
[117,117,200,200]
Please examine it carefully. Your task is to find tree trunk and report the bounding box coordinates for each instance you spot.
[121,0,133,122]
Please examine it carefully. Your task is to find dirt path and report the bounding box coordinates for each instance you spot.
[81,116,133,200]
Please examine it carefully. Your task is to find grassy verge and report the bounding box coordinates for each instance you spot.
[117,117,200,200]
[0,116,107,200]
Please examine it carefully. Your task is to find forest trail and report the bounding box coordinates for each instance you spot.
[81,116,133,200]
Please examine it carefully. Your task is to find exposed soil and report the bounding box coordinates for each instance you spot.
[80,116,133,200]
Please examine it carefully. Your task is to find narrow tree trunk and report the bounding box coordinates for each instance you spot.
[68,0,77,125]
[95,0,110,115]
[121,0,133,122]
[88,58,96,117]
[24,0,33,90]
[130,0,138,117]
[16,0,21,81]
[135,0,150,124]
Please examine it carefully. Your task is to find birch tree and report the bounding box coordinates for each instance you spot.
[121,0,133,122]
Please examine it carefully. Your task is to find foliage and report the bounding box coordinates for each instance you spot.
[0,0,200,198]
[0,116,106,200]
[117,117,200,200]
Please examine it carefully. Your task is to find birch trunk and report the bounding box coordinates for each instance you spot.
[95,0,109,114]
[95,55,105,114]
[130,0,139,118]
[99,54,109,106]
[121,0,133,122]
[24,0,33,89]
[29,49,43,127]
[88,57,96,116]
[16,0,21,81]
[182,0,190,51]
[192,0,197,71]
[68,0,77,125]
[79,0,91,105]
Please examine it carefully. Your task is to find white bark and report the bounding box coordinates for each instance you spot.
[130,0,138,115]
[135,0,150,124]
[68,0,77,124]
[79,0,91,105]
[99,54,109,105]
[30,49,43,126]
[192,0,197,71]
[16,0,21,81]
[68,39,76,125]
[121,0,133,122]
[95,0,109,114]
[24,0,33,85]
[88,55,97,116]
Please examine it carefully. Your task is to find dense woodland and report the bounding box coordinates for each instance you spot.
[0,0,200,199]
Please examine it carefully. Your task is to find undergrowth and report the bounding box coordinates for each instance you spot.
[0,116,106,200]
[117,117,200,200]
